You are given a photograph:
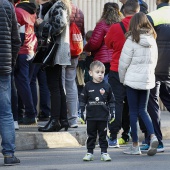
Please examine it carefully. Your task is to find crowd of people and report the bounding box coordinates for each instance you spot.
[0,0,170,166]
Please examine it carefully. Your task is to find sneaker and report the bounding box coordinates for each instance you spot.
[147,136,158,156]
[108,138,120,148]
[83,153,94,161]
[157,144,165,152]
[70,124,78,128]
[141,143,165,153]
[118,138,128,145]
[14,121,19,130]
[22,117,37,125]
[124,145,141,155]
[101,153,111,161]
[4,155,20,166]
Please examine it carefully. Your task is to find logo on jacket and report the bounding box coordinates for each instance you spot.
[100,88,105,95]
[95,97,99,101]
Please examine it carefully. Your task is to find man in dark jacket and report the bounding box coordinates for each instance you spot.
[62,0,85,128]
[0,0,21,166]
[140,0,170,153]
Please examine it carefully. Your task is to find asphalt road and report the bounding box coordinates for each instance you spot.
[0,140,170,170]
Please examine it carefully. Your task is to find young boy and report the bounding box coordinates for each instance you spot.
[80,61,115,161]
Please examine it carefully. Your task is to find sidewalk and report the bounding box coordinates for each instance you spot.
[1,111,170,151]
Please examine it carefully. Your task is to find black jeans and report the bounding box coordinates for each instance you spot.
[87,120,108,154]
[108,71,129,140]
[46,65,67,120]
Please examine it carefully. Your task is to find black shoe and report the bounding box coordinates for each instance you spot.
[22,117,37,125]
[60,119,69,131]
[38,118,61,132]
[4,155,20,166]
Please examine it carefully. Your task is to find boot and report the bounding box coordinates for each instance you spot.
[60,119,69,131]
[38,118,61,132]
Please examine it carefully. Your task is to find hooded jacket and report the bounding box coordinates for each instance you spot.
[0,0,21,75]
[118,32,158,90]
[15,1,37,58]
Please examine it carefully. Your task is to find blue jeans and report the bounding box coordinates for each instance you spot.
[126,86,155,142]
[14,54,36,118]
[0,75,15,156]
[30,64,50,116]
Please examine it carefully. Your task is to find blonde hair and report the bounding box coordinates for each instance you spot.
[90,61,105,71]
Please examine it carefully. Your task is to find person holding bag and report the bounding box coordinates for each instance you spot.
[36,0,71,132]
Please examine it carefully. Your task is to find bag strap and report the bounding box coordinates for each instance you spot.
[119,22,127,34]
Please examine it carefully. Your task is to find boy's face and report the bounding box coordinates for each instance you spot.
[89,66,105,83]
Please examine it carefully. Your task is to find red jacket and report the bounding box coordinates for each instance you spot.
[15,2,37,57]
[84,20,113,64]
[105,16,132,72]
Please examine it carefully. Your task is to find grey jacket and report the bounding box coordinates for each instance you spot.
[0,0,21,75]
[44,0,71,66]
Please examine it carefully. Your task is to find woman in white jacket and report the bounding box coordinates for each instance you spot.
[118,12,158,156]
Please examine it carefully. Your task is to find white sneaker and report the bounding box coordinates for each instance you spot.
[123,145,141,155]
[147,136,158,156]
[83,153,94,161]
[14,121,19,130]
[101,153,111,161]
[70,124,78,128]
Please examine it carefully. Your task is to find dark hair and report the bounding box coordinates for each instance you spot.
[124,0,140,15]
[85,30,93,42]
[161,0,170,3]
[128,12,157,43]
[99,2,121,25]
[90,61,105,71]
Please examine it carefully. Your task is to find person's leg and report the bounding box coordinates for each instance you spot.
[86,120,97,154]
[14,54,36,120]
[11,69,18,121]
[126,86,139,145]
[159,75,170,111]
[64,58,78,127]
[138,90,155,136]
[0,75,15,156]
[148,80,163,145]
[30,64,40,116]
[37,66,51,118]
[108,71,126,140]
[97,121,108,153]
[120,97,130,143]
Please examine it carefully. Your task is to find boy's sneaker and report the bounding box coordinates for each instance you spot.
[83,153,94,161]
[14,121,19,130]
[147,136,158,156]
[108,138,120,148]
[123,145,141,155]
[101,153,111,161]
[118,138,128,145]
[4,155,20,166]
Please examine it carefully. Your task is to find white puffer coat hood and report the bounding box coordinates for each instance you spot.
[118,33,158,90]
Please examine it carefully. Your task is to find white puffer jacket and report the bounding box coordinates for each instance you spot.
[118,33,158,90]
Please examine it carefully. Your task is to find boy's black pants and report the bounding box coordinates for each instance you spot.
[86,120,108,154]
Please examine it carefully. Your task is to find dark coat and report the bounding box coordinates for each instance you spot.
[0,0,21,75]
